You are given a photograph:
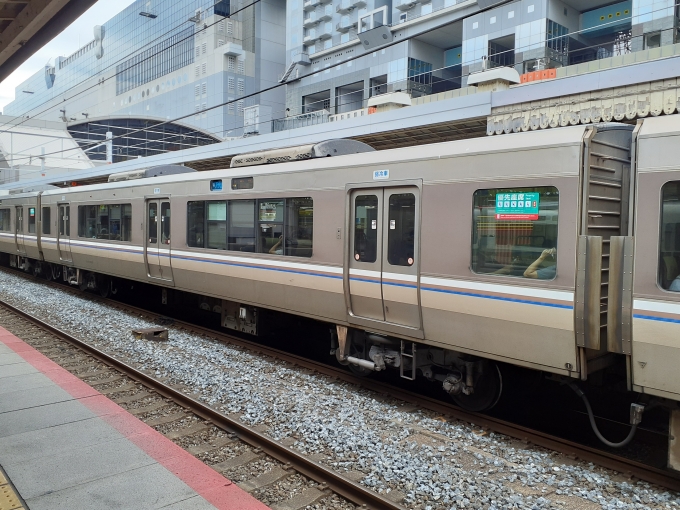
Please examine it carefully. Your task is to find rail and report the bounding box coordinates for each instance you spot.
[1,267,680,493]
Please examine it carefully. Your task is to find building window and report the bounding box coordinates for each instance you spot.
[115,27,194,96]
[218,39,224,46]
[227,21,233,35]
[195,84,200,97]
[471,187,559,279]
[196,46,200,58]
[228,77,235,91]
[195,66,200,77]
[228,56,235,70]
[238,59,244,74]
[359,6,387,33]
[237,100,244,115]
[202,62,207,74]
[237,79,244,94]
[202,102,207,111]
[218,21,224,32]
[228,97,235,113]
[202,42,207,54]
[202,82,207,95]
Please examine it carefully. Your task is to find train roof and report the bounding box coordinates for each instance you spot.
[37,124,619,197]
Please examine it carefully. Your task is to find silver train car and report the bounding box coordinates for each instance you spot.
[2,121,680,467]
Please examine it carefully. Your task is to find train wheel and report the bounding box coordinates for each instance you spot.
[50,265,61,281]
[450,361,503,412]
[347,334,372,377]
[97,275,111,298]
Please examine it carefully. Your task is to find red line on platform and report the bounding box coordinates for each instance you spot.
[0,327,270,510]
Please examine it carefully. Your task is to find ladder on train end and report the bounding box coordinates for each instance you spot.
[400,341,417,380]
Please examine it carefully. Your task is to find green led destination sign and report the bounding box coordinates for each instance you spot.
[495,192,540,220]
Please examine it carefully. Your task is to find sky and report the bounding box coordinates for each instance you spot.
[0,0,136,112]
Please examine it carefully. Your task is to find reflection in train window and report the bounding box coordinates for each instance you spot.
[659,181,680,291]
[28,207,36,234]
[285,198,313,257]
[258,199,284,254]
[78,204,132,241]
[0,209,9,232]
[387,193,415,266]
[186,198,312,256]
[471,187,559,279]
[187,202,205,247]
[42,207,51,235]
[354,195,378,263]
[229,200,256,252]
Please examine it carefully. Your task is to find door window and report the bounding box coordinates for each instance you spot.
[59,207,65,235]
[354,195,379,263]
[161,202,171,245]
[148,203,158,244]
[65,206,70,236]
[387,193,415,266]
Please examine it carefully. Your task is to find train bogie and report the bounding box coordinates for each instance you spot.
[4,124,680,466]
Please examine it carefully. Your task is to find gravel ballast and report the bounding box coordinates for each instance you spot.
[0,270,678,510]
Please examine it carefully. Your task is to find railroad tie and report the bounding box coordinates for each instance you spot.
[98,383,138,395]
[87,375,124,386]
[187,436,235,456]
[165,421,212,440]
[127,400,173,416]
[144,412,188,427]
[270,487,327,510]
[114,391,152,404]
[237,467,290,492]
[210,450,263,472]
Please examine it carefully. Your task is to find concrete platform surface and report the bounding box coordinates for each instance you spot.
[0,326,270,510]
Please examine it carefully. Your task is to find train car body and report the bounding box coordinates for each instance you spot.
[6,119,680,465]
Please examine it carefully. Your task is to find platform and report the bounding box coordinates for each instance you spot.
[0,326,269,510]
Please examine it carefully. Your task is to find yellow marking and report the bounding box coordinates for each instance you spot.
[0,467,23,510]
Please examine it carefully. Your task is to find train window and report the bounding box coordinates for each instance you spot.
[354,195,379,263]
[207,201,227,250]
[232,177,253,190]
[122,204,132,242]
[387,193,415,266]
[148,203,158,244]
[659,181,680,291]
[471,187,559,279]
[0,209,9,232]
[28,208,36,234]
[42,207,51,235]
[258,200,284,254]
[161,202,171,245]
[285,198,313,257]
[187,201,205,247]
[78,204,131,241]
[228,200,256,251]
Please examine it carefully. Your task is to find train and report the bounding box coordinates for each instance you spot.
[2,116,680,468]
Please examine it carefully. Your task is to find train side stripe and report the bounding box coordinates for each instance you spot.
[421,286,573,309]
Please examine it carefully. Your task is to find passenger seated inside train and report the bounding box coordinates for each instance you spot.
[523,248,557,279]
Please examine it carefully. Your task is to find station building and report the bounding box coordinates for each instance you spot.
[282,0,678,117]
[3,0,287,161]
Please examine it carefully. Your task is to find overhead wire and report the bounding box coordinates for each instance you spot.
[4,1,679,166]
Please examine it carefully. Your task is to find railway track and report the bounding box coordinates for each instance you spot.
[0,299,403,510]
[1,266,679,500]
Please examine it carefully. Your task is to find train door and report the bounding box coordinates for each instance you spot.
[57,204,72,263]
[145,198,174,283]
[14,206,25,254]
[347,186,421,331]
